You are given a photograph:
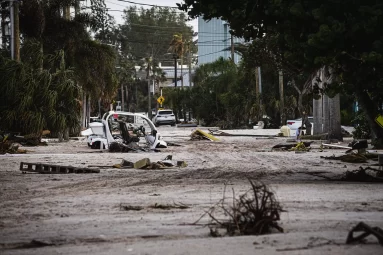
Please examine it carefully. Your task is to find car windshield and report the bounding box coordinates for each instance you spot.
[158,111,173,115]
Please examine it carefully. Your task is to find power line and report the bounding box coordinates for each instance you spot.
[116,0,179,9]
[197,50,225,58]
[106,1,186,13]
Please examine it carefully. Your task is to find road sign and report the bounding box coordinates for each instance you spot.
[157,96,165,105]
[376,114,383,128]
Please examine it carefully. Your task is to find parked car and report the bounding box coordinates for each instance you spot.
[152,109,176,126]
[286,117,314,131]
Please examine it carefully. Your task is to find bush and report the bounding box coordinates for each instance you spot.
[351,111,371,139]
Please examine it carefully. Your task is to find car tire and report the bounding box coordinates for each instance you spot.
[91,141,105,149]
[171,123,176,126]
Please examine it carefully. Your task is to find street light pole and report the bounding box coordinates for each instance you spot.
[174,54,178,87]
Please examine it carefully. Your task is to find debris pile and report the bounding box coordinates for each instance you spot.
[289,141,310,152]
[341,167,383,182]
[113,155,187,170]
[120,202,191,211]
[320,154,368,163]
[196,180,284,237]
[272,141,313,151]
[191,129,219,141]
[346,222,383,245]
[0,140,26,154]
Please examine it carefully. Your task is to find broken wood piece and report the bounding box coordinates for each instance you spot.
[149,203,190,210]
[322,143,352,149]
[177,161,188,167]
[272,142,313,150]
[346,222,383,245]
[134,158,151,169]
[120,204,143,211]
[191,129,220,141]
[19,162,100,174]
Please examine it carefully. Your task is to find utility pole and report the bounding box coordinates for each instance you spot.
[188,43,192,87]
[147,57,152,119]
[9,0,14,60]
[174,54,178,87]
[1,1,7,50]
[279,70,284,126]
[75,0,80,15]
[231,34,234,63]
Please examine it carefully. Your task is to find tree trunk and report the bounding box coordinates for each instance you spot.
[82,93,86,128]
[121,83,124,111]
[328,94,342,141]
[86,94,91,127]
[125,85,129,111]
[323,95,329,134]
[64,128,69,141]
[313,69,323,134]
[357,90,383,148]
[58,131,64,142]
[1,6,6,49]
[255,67,260,120]
[13,1,20,62]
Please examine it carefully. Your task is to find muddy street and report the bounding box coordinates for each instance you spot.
[0,127,382,254]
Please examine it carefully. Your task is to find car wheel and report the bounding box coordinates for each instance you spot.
[91,141,105,149]
[171,123,176,126]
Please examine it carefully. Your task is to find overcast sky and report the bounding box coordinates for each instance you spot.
[104,0,198,31]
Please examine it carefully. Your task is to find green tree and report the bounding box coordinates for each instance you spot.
[0,40,80,136]
[179,0,383,146]
[118,6,195,66]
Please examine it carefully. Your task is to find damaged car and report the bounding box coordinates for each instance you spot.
[81,111,167,150]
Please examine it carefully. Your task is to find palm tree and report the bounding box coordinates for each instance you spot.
[0,40,80,137]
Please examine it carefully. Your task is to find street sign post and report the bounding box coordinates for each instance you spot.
[157,96,165,107]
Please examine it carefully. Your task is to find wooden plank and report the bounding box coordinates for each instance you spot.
[322,143,351,149]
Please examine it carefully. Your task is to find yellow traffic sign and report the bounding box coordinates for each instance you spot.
[157,96,165,105]
[376,114,383,128]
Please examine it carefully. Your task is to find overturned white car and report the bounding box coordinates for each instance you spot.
[81,111,167,150]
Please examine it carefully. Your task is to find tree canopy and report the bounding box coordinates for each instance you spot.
[179,0,383,145]
[118,6,196,66]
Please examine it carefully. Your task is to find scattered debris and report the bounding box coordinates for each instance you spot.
[195,180,284,237]
[340,167,383,182]
[191,129,219,141]
[149,202,190,210]
[119,202,190,211]
[17,239,55,249]
[272,141,313,151]
[320,154,368,163]
[290,141,311,152]
[134,158,152,169]
[347,140,368,154]
[166,142,183,147]
[113,159,134,169]
[120,204,143,211]
[20,162,100,174]
[346,222,383,245]
[0,141,27,154]
[322,143,352,150]
[114,156,188,170]
[208,129,275,138]
[109,142,147,152]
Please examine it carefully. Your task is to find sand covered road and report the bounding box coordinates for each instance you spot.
[0,127,382,254]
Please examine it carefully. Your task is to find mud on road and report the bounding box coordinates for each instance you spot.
[1,127,382,254]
